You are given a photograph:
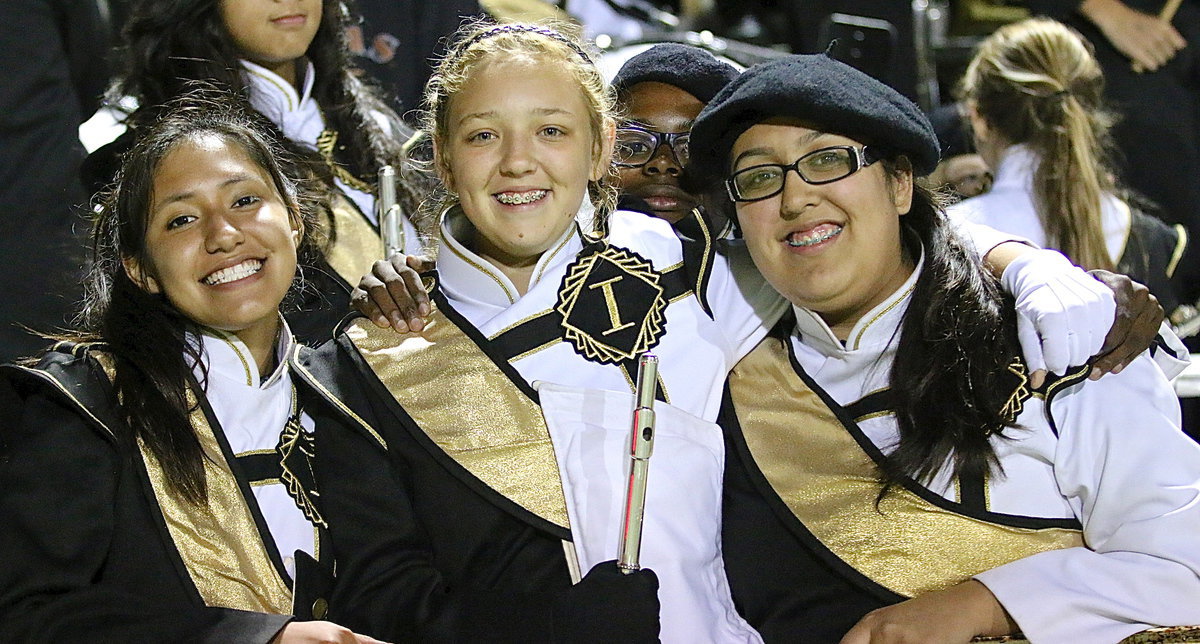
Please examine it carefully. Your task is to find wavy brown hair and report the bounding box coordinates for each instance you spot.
[960,18,1117,271]
[80,95,321,505]
[111,0,424,218]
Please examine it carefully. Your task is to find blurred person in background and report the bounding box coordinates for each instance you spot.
[1028,0,1200,307]
[952,17,1188,318]
[0,0,110,360]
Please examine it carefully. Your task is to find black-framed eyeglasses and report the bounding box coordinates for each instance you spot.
[726,145,880,202]
[615,124,690,168]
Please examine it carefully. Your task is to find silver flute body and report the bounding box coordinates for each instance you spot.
[378,165,405,257]
[618,353,659,573]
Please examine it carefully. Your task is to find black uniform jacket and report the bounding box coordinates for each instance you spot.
[0,344,350,643]
[299,322,586,642]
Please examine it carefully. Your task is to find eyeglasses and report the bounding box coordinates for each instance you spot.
[615,124,690,168]
[726,145,880,202]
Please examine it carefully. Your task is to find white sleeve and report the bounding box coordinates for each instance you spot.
[974,356,1200,643]
[952,219,1035,256]
[707,240,788,364]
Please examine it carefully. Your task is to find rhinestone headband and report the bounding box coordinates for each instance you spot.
[452,24,593,65]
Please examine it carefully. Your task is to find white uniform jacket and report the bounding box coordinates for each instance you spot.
[788,255,1200,644]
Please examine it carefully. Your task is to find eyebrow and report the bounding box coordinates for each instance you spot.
[153,174,255,211]
[731,130,830,168]
[457,107,576,126]
[622,119,694,132]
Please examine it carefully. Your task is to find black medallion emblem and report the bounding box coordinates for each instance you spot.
[555,245,668,364]
[277,414,328,529]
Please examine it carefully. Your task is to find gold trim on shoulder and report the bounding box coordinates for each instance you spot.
[289,343,387,450]
[728,336,1083,598]
[324,192,385,286]
[87,354,293,614]
[344,309,571,530]
[316,129,373,194]
[999,358,1032,427]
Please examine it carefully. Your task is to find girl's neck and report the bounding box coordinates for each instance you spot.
[259,58,302,90]
[232,317,282,379]
[477,245,539,296]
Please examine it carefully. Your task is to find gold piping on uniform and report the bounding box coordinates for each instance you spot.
[850,283,916,350]
[728,336,1083,598]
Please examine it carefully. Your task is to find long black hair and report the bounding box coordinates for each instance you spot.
[80,95,322,505]
[878,158,1023,490]
[111,0,422,213]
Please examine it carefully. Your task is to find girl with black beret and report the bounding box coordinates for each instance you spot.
[690,52,1200,642]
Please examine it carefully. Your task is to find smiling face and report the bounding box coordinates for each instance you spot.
[129,134,299,351]
[616,81,704,224]
[438,56,612,273]
[731,119,915,338]
[219,0,321,83]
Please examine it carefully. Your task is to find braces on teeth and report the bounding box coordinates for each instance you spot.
[788,227,842,247]
[496,190,546,205]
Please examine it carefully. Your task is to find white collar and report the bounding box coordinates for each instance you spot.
[192,316,295,390]
[437,204,585,308]
[793,250,924,356]
[241,59,320,140]
[990,144,1039,193]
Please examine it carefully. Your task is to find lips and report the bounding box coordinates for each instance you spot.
[271,14,307,27]
[203,259,263,286]
[635,185,693,212]
[786,223,843,248]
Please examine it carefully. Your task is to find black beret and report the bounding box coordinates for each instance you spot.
[612,43,740,104]
[689,53,940,181]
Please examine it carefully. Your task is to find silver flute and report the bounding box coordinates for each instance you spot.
[378,165,405,257]
[618,353,659,574]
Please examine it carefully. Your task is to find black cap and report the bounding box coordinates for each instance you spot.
[612,43,740,104]
[689,53,940,180]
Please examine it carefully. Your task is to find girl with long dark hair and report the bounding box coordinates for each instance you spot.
[688,53,1200,643]
[0,97,385,643]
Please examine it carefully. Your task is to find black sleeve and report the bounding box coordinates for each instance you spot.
[0,386,290,643]
[314,397,558,642]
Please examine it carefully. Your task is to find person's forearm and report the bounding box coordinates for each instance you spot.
[1080,0,1125,30]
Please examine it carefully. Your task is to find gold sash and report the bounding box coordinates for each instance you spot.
[728,336,1083,598]
[324,192,385,286]
[90,353,293,614]
[344,301,571,530]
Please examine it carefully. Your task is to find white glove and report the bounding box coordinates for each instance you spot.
[1000,249,1115,377]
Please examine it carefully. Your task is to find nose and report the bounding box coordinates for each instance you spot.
[777,167,817,221]
[642,145,681,177]
[499,135,536,177]
[204,212,245,254]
